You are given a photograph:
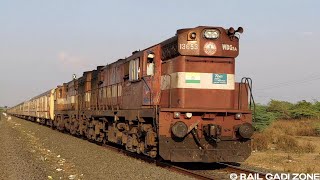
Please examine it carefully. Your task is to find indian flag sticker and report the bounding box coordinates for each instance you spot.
[185,73,200,83]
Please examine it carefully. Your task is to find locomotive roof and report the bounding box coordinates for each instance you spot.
[59,25,228,88]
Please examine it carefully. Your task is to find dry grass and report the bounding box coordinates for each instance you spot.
[270,119,318,136]
[252,119,319,153]
[251,133,269,151]
[275,135,299,152]
[245,151,320,173]
[252,133,316,153]
[246,120,320,173]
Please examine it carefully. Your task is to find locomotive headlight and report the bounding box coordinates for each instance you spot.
[235,113,242,120]
[203,29,220,39]
[189,32,197,40]
[173,112,180,119]
[185,112,192,119]
[171,121,188,138]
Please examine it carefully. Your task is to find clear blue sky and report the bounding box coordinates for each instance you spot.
[0,0,319,106]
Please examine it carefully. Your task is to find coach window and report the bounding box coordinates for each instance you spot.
[129,58,140,81]
[59,89,62,98]
[123,62,129,80]
[147,53,155,76]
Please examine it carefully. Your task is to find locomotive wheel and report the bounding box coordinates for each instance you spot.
[52,119,57,129]
[87,119,95,140]
[137,141,145,154]
[71,117,79,135]
[125,135,133,151]
[56,116,61,130]
[69,117,75,135]
[79,116,87,136]
[149,149,157,158]
[64,118,70,132]
[70,121,75,135]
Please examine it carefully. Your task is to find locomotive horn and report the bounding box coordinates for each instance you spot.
[228,27,235,35]
[236,27,244,34]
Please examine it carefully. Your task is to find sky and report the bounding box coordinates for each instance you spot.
[0,0,319,107]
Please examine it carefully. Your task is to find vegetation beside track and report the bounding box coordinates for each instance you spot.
[254,99,320,131]
[247,99,320,173]
[247,119,320,173]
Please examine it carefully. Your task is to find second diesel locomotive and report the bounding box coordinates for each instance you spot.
[8,26,254,162]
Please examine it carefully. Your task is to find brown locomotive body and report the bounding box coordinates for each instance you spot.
[8,26,254,162]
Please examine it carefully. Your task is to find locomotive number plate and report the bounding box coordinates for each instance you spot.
[179,43,198,50]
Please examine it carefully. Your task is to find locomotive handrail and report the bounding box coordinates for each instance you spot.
[142,76,159,134]
[142,77,153,108]
[162,74,172,108]
[239,77,256,120]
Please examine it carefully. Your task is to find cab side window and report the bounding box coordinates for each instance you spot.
[129,58,140,81]
[146,53,155,76]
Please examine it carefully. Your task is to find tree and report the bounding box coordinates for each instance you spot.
[253,104,277,131]
[290,100,319,119]
[266,99,293,119]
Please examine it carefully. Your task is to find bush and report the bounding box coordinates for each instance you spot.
[267,99,293,119]
[253,100,320,132]
[289,100,320,119]
[253,104,277,131]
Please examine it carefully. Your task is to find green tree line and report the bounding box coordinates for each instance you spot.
[254,100,320,131]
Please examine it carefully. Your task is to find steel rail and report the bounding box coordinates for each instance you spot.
[217,162,267,179]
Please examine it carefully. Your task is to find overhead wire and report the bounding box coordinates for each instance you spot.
[255,73,320,91]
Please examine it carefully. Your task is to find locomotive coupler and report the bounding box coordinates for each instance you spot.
[203,124,221,143]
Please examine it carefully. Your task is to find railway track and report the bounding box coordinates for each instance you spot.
[100,142,214,179]
[217,162,267,177]
[169,162,267,180]
[100,142,267,180]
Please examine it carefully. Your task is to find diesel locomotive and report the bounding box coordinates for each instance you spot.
[8,26,254,162]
